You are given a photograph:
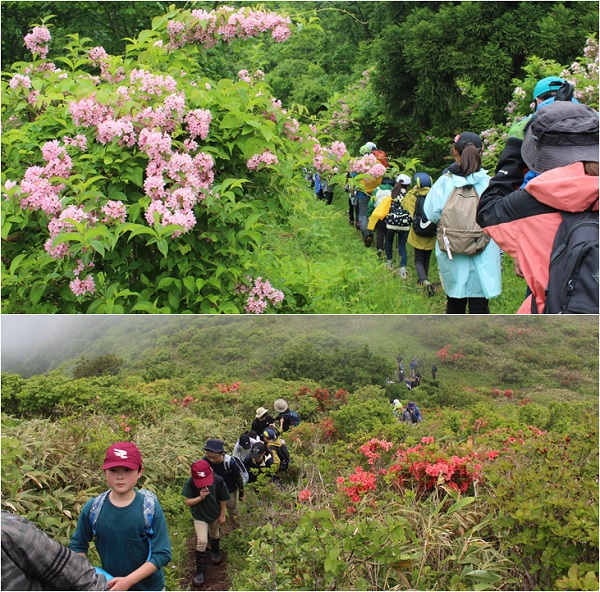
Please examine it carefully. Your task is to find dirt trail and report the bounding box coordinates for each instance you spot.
[184,535,232,591]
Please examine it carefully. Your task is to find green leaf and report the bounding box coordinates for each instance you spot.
[157,239,169,258]
[463,570,503,584]
[447,496,476,514]
[30,283,46,306]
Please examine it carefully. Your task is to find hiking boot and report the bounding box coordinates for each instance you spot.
[210,538,222,565]
[348,218,355,225]
[364,235,373,247]
[377,249,384,258]
[423,280,435,297]
[355,221,360,230]
[399,267,407,279]
[384,260,393,270]
[193,551,208,586]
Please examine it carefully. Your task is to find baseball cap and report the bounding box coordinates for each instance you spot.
[191,459,214,488]
[533,76,565,100]
[204,438,225,453]
[413,172,431,189]
[396,174,411,186]
[239,434,251,449]
[263,428,276,440]
[102,442,143,471]
[453,131,483,150]
[248,441,267,459]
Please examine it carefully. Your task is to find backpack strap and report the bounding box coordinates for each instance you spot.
[89,488,156,562]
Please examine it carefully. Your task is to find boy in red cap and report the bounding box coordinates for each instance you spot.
[182,459,230,586]
[69,442,172,591]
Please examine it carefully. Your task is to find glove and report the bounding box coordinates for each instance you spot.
[507,117,530,140]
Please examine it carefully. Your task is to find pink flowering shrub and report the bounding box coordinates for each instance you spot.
[1,7,346,313]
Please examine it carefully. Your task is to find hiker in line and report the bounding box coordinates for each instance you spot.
[432,364,438,380]
[203,439,244,530]
[409,357,418,378]
[356,142,384,247]
[182,460,229,587]
[402,401,422,424]
[367,175,395,258]
[243,441,275,483]
[2,510,108,590]
[392,398,403,419]
[262,428,291,473]
[69,442,172,591]
[345,171,359,227]
[414,371,422,387]
[398,360,404,382]
[251,407,275,435]
[273,398,293,432]
[232,431,260,462]
[402,172,437,294]
[488,76,583,294]
[423,131,502,313]
[384,174,412,277]
[477,101,599,313]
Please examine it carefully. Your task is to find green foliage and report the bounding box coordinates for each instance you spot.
[72,354,123,379]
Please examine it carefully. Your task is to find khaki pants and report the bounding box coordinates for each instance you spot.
[226,489,240,529]
[193,518,221,552]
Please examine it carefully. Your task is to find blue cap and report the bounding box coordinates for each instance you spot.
[264,428,277,440]
[533,76,565,99]
[413,172,431,189]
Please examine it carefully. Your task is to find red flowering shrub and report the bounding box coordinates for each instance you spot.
[436,344,465,364]
[336,466,377,502]
[213,381,241,393]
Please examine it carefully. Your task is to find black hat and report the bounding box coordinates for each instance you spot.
[522,101,599,173]
[248,441,267,459]
[239,434,251,449]
[453,131,483,150]
[204,438,225,453]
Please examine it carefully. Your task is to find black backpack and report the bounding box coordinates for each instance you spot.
[412,193,437,237]
[386,196,412,231]
[533,210,599,314]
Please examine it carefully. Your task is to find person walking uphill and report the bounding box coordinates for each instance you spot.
[203,439,245,530]
[477,101,599,313]
[69,442,172,592]
[182,460,230,587]
[424,132,502,313]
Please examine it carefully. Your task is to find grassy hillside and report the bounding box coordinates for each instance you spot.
[1,316,598,590]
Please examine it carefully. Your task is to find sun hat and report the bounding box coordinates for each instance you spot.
[533,76,565,100]
[203,438,225,453]
[255,406,269,419]
[248,441,267,459]
[102,442,143,471]
[191,459,214,488]
[396,174,411,186]
[274,398,289,413]
[239,434,251,449]
[413,172,432,189]
[521,101,599,174]
[263,428,277,440]
[453,131,483,150]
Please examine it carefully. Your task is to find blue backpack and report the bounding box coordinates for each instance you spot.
[288,409,301,427]
[89,488,156,562]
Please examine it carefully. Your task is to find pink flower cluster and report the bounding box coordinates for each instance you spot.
[312,141,347,173]
[101,200,127,224]
[350,153,385,177]
[45,205,93,259]
[298,489,312,502]
[336,466,377,503]
[359,438,394,467]
[18,140,74,216]
[9,74,32,90]
[185,109,212,140]
[236,276,284,314]
[69,258,96,297]
[167,6,291,50]
[246,150,279,171]
[24,26,51,59]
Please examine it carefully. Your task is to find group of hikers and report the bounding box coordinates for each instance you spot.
[1,398,300,591]
[316,75,599,314]
[392,399,422,424]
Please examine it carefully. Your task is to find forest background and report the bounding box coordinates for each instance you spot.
[1,315,598,591]
[1,1,599,313]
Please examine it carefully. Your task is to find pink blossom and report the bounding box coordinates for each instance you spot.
[9,74,32,90]
[101,200,127,224]
[24,26,51,59]
[246,150,279,171]
[242,276,284,313]
[185,109,212,140]
[70,275,96,297]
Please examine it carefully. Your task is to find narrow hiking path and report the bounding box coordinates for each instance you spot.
[184,535,232,591]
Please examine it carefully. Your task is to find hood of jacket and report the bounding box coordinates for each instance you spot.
[524,162,598,212]
[447,162,489,188]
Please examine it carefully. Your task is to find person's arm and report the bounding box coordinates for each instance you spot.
[2,511,108,591]
[107,562,156,591]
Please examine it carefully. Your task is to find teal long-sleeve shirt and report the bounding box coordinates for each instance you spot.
[69,490,172,591]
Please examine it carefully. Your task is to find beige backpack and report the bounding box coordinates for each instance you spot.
[437,183,490,258]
